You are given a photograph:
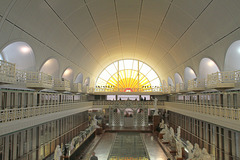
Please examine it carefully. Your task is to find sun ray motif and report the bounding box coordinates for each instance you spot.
[95,60,162,92]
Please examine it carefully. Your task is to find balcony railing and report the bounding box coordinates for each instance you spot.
[167,102,240,121]
[26,71,53,89]
[94,87,162,92]
[0,60,16,84]
[168,86,175,93]
[192,105,240,120]
[187,78,205,91]
[0,102,92,123]
[207,71,237,89]
[93,100,164,106]
[16,69,27,84]
[71,83,82,93]
[176,83,186,93]
[53,78,71,91]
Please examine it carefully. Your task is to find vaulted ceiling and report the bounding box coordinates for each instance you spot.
[1,0,240,82]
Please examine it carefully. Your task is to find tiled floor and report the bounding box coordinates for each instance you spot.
[91,132,168,160]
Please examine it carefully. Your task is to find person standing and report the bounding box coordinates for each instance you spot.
[90,152,98,160]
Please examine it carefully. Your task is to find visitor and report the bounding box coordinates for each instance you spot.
[90,152,98,160]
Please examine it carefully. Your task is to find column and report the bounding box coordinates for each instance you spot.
[211,125,216,159]
[13,133,17,160]
[32,127,37,160]
[7,91,10,109]
[4,136,9,160]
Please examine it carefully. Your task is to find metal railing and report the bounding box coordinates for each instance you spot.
[0,102,92,123]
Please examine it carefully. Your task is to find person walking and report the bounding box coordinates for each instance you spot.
[90,152,98,160]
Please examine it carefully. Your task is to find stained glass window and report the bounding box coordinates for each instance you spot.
[95,60,162,92]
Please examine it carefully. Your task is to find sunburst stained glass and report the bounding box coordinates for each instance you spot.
[95,60,162,92]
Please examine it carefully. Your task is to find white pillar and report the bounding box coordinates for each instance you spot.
[4,135,9,160]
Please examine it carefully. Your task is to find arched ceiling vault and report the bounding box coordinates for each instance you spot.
[1,0,240,81]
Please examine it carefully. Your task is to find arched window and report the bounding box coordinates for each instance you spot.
[40,58,59,77]
[199,58,219,79]
[184,67,196,89]
[95,59,161,92]
[85,77,90,86]
[62,68,74,81]
[174,73,183,86]
[75,73,83,83]
[224,40,240,71]
[168,77,174,86]
[0,54,3,60]
[1,42,35,71]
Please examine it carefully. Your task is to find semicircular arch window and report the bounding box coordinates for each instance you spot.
[95,60,161,92]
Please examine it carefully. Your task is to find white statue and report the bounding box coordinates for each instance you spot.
[186,141,194,160]
[200,148,212,160]
[159,119,164,129]
[154,97,158,115]
[175,140,183,159]
[69,137,76,152]
[162,126,171,142]
[91,115,100,128]
[54,145,62,160]
[177,126,181,139]
[169,127,175,148]
[160,124,168,134]
[192,143,201,159]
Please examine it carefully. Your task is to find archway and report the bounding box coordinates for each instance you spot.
[40,58,59,77]
[1,42,36,71]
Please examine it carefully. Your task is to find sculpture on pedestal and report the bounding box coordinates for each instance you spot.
[169,127,176,148]
[177,126,181,140]
[54,145,62,160]
[162,126,171,142]
[160,124,168,134]
[91,115,100,129]
[175,140,183,159]
[200,148,212,160]
[186,141,194,160]
[192,143,201,160]
[159,119,165,130]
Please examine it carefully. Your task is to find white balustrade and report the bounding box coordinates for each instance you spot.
[71,83,82,93]
[168,86,175,93]
[176,83,185,93]
[53,78,71,91]
[26,71,53,89]
[207,71,236,88]
[187,78,205,91]
[0,60,16,84]
[0,102,92,123]
[16,69,27,84]
[94,87,163,92]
